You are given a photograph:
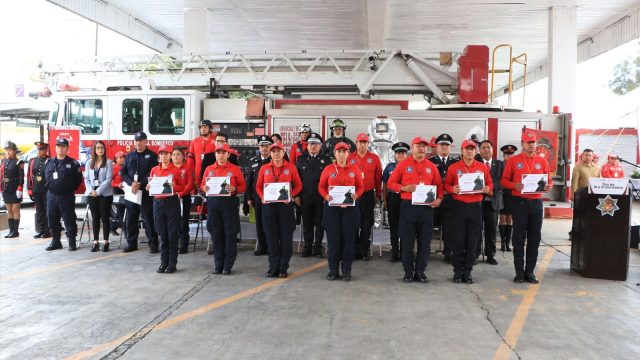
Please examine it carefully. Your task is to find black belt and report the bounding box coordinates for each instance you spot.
[155,195,178,201]
[453,200,481,207]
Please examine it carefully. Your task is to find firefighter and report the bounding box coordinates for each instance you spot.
[256,142,303,278]
[290,123,312,165]
[429,133,459,263]
[27,142,51,239]
[318,142,364,281]
[202,143,247,274]
[172,147,194,254]
[44,137,83,251]
[296,132,331,258]
[322,118,356,159]
[147,145,185,273]
[498,145,517,252]
[387,137,443,283]
[444,140,493,283]
[601,153,625,178]
[500,130,552,284]
[1,141,24,238]
[188,119,217,187]
[120,131,159,253]
[347,133,382,260]
[110,151,126,236]
[84,140,114,252]
[382,142,409,262]
[246,135,273,256]
[476,140,503,265]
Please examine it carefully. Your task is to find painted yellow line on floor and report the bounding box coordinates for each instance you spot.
[492,248,555,360]
[2,252,133,281]
[64,260,327,360]
[0,238,51,254]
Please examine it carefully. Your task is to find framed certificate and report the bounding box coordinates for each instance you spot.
[263,182,291,203]
[148,175,173,196]
[205,176,231,196]
[458,173,485,194]
[328,186,356,206]
[521,174,548,194]
[411,184,437,205]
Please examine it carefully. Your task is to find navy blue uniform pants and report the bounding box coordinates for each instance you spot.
[33,191,49,234]
[478,201,498,258]
[125,189,158,249]
[301,197,324,252]
[386,192,401,255]
[511,198,543,275]
[400,201,434,275]
[153,196,180,267]
[47,192,77,243]
[207,196,239,271]
[323,203,360,275]
[262,202,295,272]
[253,199,267,252]
[449,200,482,275]
[179,195,192,250]
[355,190,375,256]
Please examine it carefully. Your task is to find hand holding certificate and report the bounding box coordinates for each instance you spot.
[411,184,437,205]
[521,174,548,193]
[205,177,231,196]
[263,182,291,203]
[458,173,485,194]
[148,175,173,196]
[328,186,356,206]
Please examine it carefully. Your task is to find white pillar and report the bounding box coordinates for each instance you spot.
[184,8,209,54]
[547,6,577,115]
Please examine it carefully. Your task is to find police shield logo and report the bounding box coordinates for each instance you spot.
[426,168,431,174]
[209,171,213,176]
[265,169,271,175]
[350,159,356,165]
[407,166,413,173]
[534,163,542,170]
[367,158,373,164]
[457,170,463,175]
[330,173,337,178]
[226,172,233,177]
[516,162,524,169]
[348,172,355,178]
[284,169,290,175]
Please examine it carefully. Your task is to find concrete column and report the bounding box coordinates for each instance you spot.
[184,8,209,54]
[547,6,577,115]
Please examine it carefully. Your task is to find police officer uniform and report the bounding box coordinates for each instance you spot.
[499,144,518,251]
[321,118,357,159]
[1,141,25,238]
[429,133,459,262]
[245,135,273,256]
[477,144,504,265]
[382,142,409,262]
[500,131,551,284]
[296,133,332,257]
[120,131,159,253]
[28,142,51,238]
[44,138,83,251]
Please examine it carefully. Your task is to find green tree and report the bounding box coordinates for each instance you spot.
[609,55,640,95]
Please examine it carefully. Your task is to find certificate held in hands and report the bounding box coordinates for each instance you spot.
[206,177,231,196]
[458,173,485,194]
[521,174,548,194]
[411,184,437,205]
[148,175,173,196]
[263,182,291,203]
[328,186,356,206]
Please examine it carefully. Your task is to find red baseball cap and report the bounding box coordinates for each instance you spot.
[269,143,284,152]
[521,130,537,142]
[157,145,172,153]
[115,151,125,158]
[356,133,369,142]
[215,144,231,153]
[411,136,429,145]
[460,140,478,150]
[334,142,350,151]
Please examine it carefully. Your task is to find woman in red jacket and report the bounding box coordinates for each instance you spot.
[318,142,364,281]
[256,143,302,278]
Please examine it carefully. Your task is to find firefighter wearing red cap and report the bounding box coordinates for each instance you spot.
[444,140,493,284]
[172,147,195,254]
[256,142,303,278]
[600,154,625,178]
[201,143,246,274]
[27,142,51,239]
[110,151,126,236]
[347,133,382,260]
[318,142,364,281]
[387,136,443,283]
[500,130,552,284]
[147,145,185,273]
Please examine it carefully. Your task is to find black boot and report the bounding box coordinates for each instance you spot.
[6,219,19,238]
[45,239,63,251]
[68,238,77,251]
[4,219,13,238]
[505,225,512,251]
[499,225,506,251]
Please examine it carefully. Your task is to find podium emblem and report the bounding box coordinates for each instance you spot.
[596,195,620,216]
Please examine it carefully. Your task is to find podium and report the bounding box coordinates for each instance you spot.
[570,187,631,281]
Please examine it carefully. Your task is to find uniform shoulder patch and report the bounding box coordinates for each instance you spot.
[265,169,271,175]
[426,168,431,174]
[367,158,373,164]
[534,163,542,170]
[330,172,337,178]
[407,166,413,173]
[283,169,290,175]
[348,172,355,177]
[516,162,524,169]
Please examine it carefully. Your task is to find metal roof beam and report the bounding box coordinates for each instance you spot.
[46,0,182,53]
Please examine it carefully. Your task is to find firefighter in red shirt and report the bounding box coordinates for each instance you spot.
[387,137,443,283]
[202,144,247,275]
[172,147,195,254]
[601,154,625,178]
[500,130,552,284]
[444,140,493,284]
[318,142,364,281]
[188,120,217,187]
[147,145,185,274]
[289,123,312,165]
[347,133,382,260]
[256,143,303,278]
[110,151,126,236]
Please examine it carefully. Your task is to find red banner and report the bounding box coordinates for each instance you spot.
[48,126,82,160]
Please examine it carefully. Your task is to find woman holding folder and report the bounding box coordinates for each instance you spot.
[318,142,363,281]
[256,143,302,278]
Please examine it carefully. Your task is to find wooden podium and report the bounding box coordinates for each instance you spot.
[570,187,631,281]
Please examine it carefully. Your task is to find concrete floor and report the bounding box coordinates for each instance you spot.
[1,206,639,360]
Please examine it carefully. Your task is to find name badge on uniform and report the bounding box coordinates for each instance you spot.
[53,172,58,180]
[134,174,139,181]
[93,180,100,187]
